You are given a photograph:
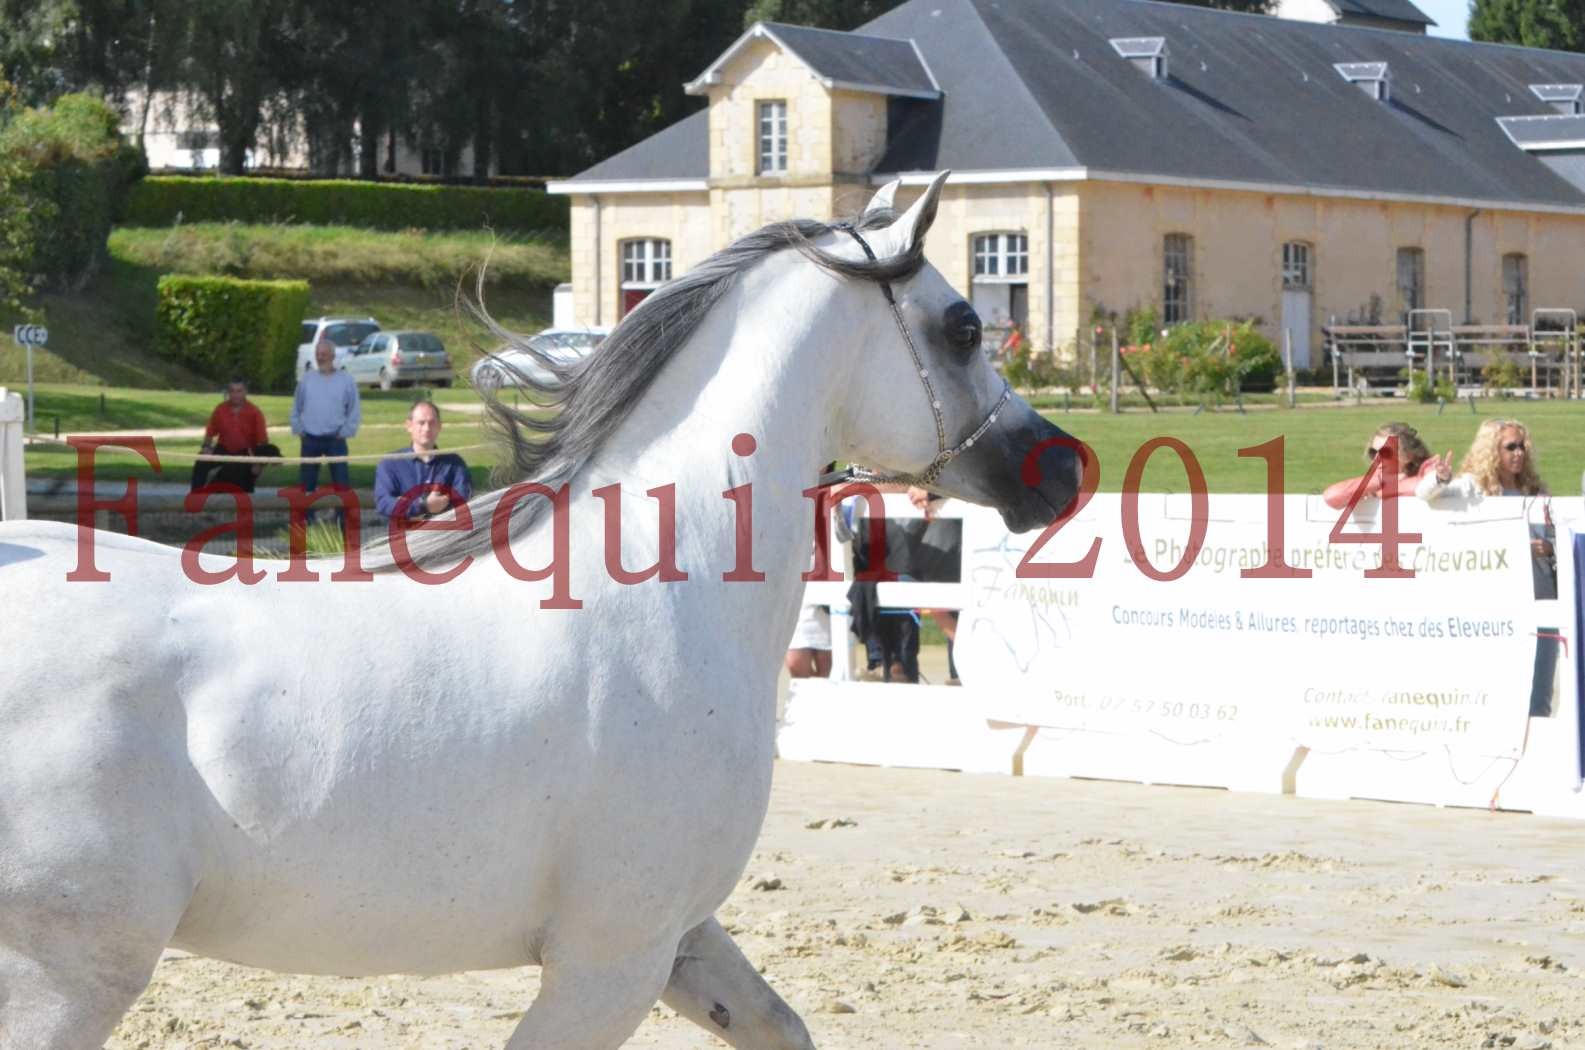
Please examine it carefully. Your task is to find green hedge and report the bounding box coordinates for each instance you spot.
[0,93,147,291]
[125,176,569,233]
[155,275,311,390]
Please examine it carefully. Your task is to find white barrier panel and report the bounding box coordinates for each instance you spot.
[779,679,1020,774]
[958,495,1540,766]
[1291,505,1585,817]
[779,491,1585,815]
[0,387,25,521]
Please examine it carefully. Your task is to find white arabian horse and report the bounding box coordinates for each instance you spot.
[0,172,1080,1049]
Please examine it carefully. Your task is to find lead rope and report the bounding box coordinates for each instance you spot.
[819,225,1012,490]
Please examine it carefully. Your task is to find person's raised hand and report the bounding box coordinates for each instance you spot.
[423,489,451,515]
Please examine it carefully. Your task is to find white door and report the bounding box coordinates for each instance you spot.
[1281,288,1312,369]
[1280,242,1314,369]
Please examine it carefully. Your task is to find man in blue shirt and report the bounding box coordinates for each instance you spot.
[290,338,362,496]
[374,400,473,520]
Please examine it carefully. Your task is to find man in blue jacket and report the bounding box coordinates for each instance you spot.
[374,400,472,520]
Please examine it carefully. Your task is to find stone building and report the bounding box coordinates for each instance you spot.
[1270,0,1434,36]
[547,0,1585,369]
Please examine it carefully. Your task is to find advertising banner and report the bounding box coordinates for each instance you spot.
[955,494,1545,758]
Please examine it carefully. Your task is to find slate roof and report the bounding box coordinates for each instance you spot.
[754,23,939,96]
[564,108,709,184]
[559,0,1585,209]
[1327,0,1435,28]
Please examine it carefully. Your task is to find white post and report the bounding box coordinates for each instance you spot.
[0,387,27,520]
[25,342,33,430]
[1283,327,1296,409]
[1109,327,1120,414]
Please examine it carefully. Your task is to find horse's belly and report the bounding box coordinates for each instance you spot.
[174,809,559,974]
[174,723,774,977]
[175,877,543,975]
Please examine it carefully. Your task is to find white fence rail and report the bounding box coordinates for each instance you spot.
[0,388,25,521]
[783,492,1585,820]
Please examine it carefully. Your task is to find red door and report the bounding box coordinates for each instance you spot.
[621,288,652,317]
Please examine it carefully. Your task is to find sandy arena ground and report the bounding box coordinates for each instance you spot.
[108,760,1584,1050]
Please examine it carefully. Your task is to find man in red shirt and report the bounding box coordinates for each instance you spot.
[190,378,279,493]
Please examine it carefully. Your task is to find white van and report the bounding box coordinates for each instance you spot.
[296,317,382,373]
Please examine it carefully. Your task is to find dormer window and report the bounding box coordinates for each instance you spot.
[758,100,787,175]
[1110,37,1168,80]
[1531,84,1583,116]
[1335,62,1391,102]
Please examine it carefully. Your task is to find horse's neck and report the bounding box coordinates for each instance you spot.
[579,280,840,666]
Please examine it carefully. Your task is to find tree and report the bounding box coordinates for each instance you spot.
[0,91,144,290]
[742,0,892,28]
[0,81,39,325]
[1470,0,1585,52]
[179,0,298,174]
[0,0,186,109]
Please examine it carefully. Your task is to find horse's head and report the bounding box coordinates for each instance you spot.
[828,172,1082,534]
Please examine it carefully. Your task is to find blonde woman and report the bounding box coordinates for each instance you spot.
[1419,418,1557,715]
[1417,418,1547,500]
[1321,422,1434,509]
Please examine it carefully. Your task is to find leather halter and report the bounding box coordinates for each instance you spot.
[818,223,1012,490]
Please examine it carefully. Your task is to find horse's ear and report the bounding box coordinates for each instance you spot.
[893,170,950,250]
[860,178,901,221]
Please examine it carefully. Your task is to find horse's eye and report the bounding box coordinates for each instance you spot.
[944,302,982,355]
[952,319,981,352]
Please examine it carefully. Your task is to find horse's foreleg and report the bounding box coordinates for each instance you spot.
[0,707,199,1050]
[504,935,677,1050]
[0,946,160,1050]
[662,917,815,1050]
[0,882,185,1050]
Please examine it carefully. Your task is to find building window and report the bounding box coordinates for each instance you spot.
[620,238,672,316]
[970,233,1029,343]
[1503,253,1528,325]
[972,233,1028,279]
[421,145,445,176]
[1396,247,1425,317]
[1163,233,1193,325]
[758,100,787,175]
[1282,242,1312,290]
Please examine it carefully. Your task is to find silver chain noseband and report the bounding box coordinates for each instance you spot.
[818,224,1012,490]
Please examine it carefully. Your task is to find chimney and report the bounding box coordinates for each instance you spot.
[1110,37,1169,80]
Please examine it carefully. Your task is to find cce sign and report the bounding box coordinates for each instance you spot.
[13,324,45,429]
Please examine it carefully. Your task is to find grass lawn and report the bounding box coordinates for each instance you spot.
[18,382,487,435]
[1055,398,1585,495]
[109,225,566,290]
[0,228,564,391]
[25,420,499,491]
[21,390,1585,497]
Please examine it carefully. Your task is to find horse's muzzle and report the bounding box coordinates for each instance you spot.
[940,397,1082,534]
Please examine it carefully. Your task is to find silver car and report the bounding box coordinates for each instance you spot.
[470,327,610,391]
[347,330,454,389]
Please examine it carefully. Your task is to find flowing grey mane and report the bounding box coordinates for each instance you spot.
[364,209,924,572]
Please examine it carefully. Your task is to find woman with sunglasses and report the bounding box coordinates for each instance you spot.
[1417,418,1548,500]
[1419,418,1557,715]
[1321,422,1434,509]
